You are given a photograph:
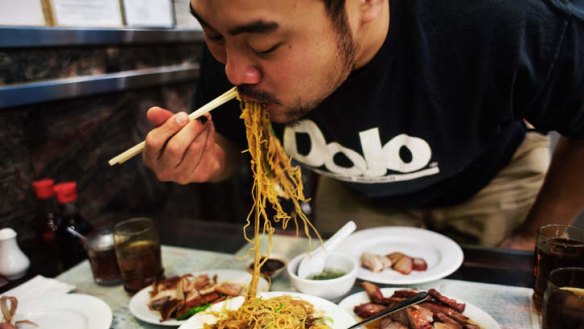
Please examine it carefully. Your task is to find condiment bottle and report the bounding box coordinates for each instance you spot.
[54,181,94,266]
[31,179,61,243]
[31,178,65,275]
[0,228,30,280]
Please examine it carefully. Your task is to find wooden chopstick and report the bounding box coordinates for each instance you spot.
[108,87,239,166]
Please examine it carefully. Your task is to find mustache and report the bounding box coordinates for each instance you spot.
[237,85,280,105]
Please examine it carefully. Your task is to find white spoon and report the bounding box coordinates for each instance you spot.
[297,220,357,279]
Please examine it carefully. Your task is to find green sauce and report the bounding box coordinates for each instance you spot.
[308,268,346,280]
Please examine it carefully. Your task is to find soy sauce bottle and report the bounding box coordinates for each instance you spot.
[31,179,61,243]
[54,181,94,267]
[32,178,65,275]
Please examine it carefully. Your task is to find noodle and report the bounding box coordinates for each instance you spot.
[239,100,322,300]
[205,295,330,329]
[203,97,327,329]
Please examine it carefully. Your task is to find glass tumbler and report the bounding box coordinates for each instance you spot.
[542,267,584,329]
[113,217,164,294]
[85,228,122,285]
[532,224,584,309]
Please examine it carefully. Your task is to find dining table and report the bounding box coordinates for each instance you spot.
[1,217,540,329]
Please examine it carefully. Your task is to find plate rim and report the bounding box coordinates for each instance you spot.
[178,291,357,329]
[129,269,270,326]
[14,293,112,329]
[338,287,501,329]
[336,226,464,284]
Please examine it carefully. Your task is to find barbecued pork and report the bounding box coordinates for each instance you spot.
[361,252,427,275]
[353,282,482,329]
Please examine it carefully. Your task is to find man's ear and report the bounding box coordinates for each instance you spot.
[359,0,386,24]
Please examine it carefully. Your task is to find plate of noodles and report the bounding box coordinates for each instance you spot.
[336,227,463,285]
[177,291,357,329]
[130,270,270,326]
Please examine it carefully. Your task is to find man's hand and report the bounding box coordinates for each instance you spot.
[498,233,536,251]
[143,106,226,184]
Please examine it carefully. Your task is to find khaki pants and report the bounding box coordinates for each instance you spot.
[314,132,551,247]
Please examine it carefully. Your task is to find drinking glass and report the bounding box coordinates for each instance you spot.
[113,217,164,294]
[533,224,584,309]
[542,267,584,329]
[85,228,122,285]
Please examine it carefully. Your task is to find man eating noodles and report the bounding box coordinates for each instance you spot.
[142,0,584,250]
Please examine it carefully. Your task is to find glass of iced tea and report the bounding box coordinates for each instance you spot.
[85,228,122,286]
[113,217,164,294]
[542,267,584,329]
[533,224,584,309]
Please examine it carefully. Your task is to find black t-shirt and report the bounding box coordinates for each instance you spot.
[194,0,584,208]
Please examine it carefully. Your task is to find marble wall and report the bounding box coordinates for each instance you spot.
[0,42,252,242]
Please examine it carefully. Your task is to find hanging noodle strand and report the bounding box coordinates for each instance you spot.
[203,98,327,329]
[239,100,322,300]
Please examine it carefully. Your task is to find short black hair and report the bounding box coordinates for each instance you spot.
[323,0,347,30]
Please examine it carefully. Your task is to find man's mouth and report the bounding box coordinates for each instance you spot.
[237,85,279,105]
[239,95,266,104]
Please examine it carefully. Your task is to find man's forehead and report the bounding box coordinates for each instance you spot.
[190,1,281,36]
[190,0,276,21]
[189,0,326,28]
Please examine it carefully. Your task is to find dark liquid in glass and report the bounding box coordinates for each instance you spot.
[117,241,163,294]
[543,287,584,329]
[533,238,584,308]
[87,248,122,285]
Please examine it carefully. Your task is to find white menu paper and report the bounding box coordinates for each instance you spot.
[48,0,124,27]
[0,0,47,26]
[122,0,174,28]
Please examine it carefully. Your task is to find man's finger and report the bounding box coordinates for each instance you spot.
[146,106,174,126]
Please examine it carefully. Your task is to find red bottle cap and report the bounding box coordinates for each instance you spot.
[32,179,55,199]
[54,181,78,204]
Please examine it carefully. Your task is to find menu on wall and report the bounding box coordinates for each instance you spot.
[122,0,174,28]
[47,0,124,27]
[173,0,202,30]
[0,0,47,26]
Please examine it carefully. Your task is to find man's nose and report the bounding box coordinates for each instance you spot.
[224,54,261,86]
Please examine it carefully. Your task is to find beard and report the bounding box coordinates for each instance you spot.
[238,19,357,124]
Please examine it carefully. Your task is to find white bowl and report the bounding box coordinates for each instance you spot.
[287,252,358,301]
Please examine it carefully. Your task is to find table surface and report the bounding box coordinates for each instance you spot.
[1,218,541,329]
[157,218,537,288]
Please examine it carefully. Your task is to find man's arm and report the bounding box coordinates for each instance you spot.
[501,136,584,250]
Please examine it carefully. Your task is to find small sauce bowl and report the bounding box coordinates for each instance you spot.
[248,253,289,279]
[287,251,358,301]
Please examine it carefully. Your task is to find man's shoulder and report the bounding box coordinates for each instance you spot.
[405,0,570,26]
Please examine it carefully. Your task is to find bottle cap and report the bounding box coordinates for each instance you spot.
[32,179,55,199]
[54,181,78,204]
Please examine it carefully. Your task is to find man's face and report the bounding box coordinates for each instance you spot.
[190,0,357,124]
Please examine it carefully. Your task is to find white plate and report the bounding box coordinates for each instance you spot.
[336,227,463,284]
[129,269,270,326]
[178,291,356,329]
[13,293,112,329]
[338,288,500,329]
